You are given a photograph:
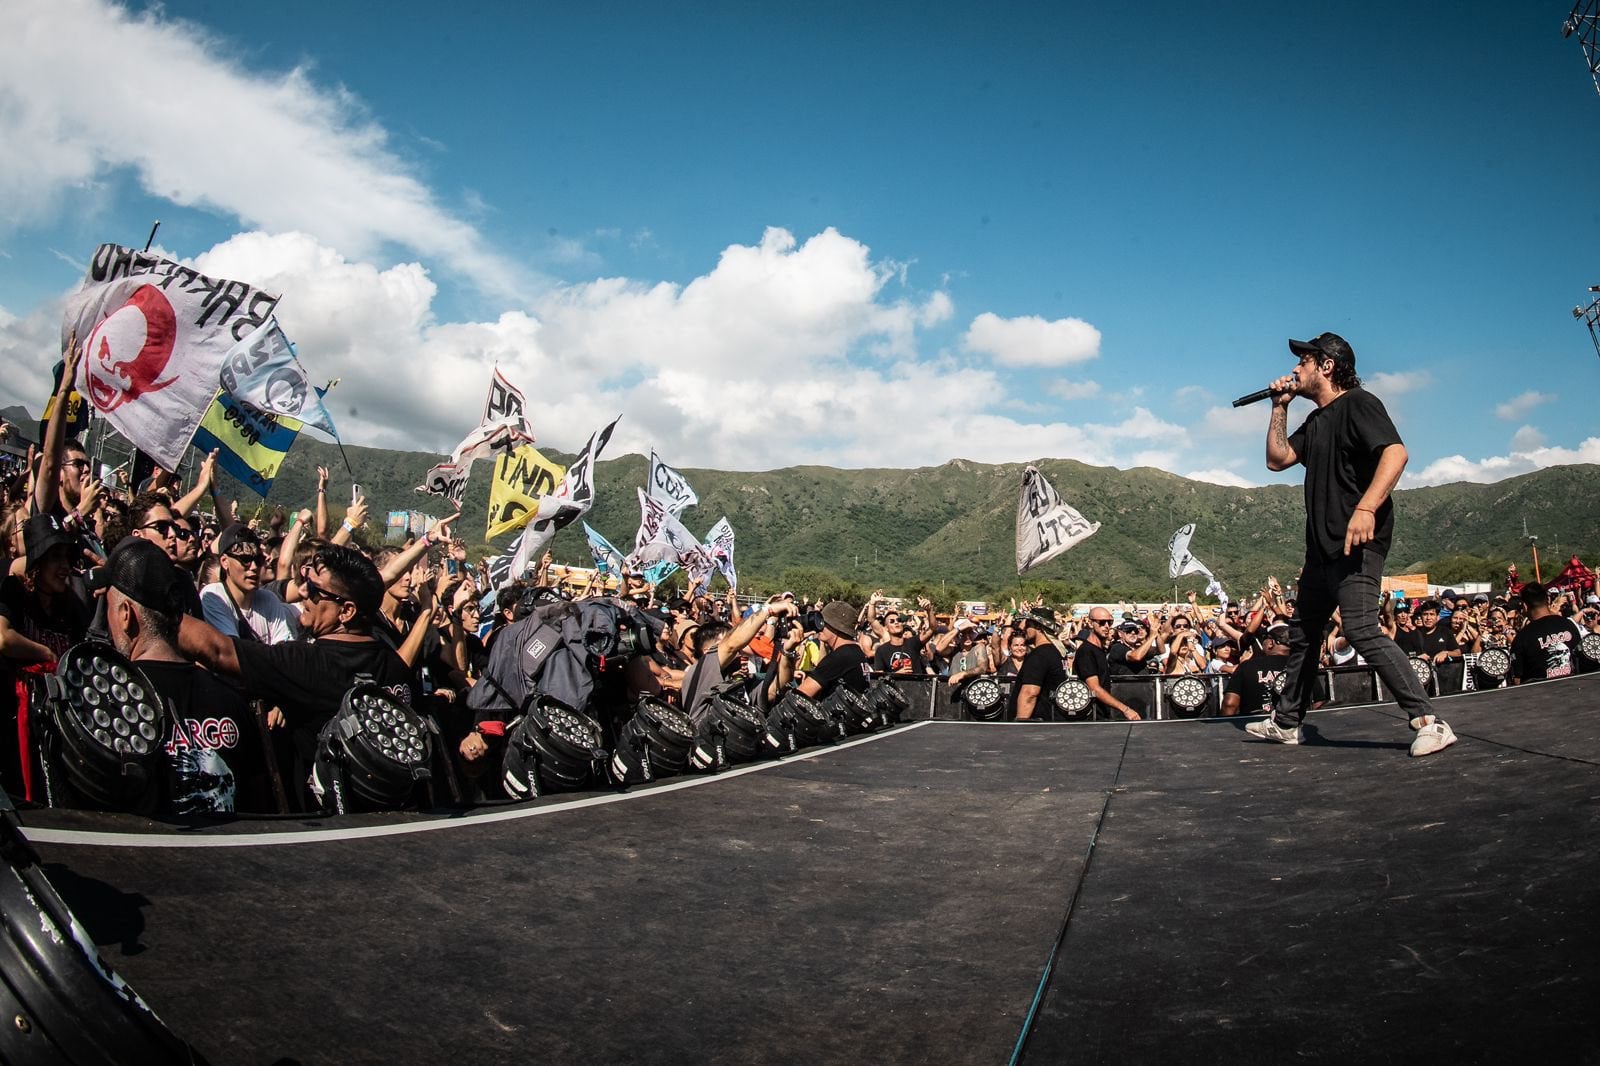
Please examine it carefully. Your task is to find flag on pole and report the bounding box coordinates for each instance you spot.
[485,445,565,539]
[583,522,627,575]
[647,449,698,516]
[1016,465,1100,574]
[506,416,621,581]
[62,244,282,471]
[218,317,338,437]
[704,517,737,591]
[1167,523,1228,606]
[482,367,533,437]
[419,370,539,506]
[190,388,303,497]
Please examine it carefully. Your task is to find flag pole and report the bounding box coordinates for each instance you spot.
[142,220,161,253]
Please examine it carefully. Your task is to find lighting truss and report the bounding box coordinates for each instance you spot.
[1573,287,1600,360]
[1565,1,1600,98]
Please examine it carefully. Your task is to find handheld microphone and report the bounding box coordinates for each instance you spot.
[1231,386,1287,408]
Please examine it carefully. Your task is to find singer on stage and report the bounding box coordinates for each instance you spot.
[1247,332,1456,757]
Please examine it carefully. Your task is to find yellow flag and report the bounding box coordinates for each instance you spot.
[486,445,565,539]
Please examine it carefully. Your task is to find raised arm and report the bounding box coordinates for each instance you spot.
[1265,380,1299,472]
[31,337,79,517]
[172,450,218,518]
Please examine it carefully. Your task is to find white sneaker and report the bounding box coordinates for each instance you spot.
[1245,717,1302,745]
[1409,717,1457,758]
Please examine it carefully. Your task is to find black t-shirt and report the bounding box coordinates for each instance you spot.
[1072,639,1110,689]
[1012,643,1067,719]
[873,634,926,676]
[809,642,871,696]
[1287,388,1403,563]
[233,636,417,731]
[1225,651,1289,716]
[1510,615,1584,682]
[1398,624,1459,659]
[139,660,272,815]
[0,575,90,664]
[1108,640,1146,676]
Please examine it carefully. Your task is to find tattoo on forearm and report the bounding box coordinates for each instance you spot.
[1269,408,1288,452]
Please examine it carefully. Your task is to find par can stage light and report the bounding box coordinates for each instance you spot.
[765,691,834,752]
[503,695,607,798]
[1051,677,1093,718]
[960,675,1004,720]
[610,696,697,785]
[1408,655,1434,689]
[1474,646,1512,684]
[867,678,910,726]
[35,641,168,811]
[1166,675,1210,716]
[1582,632,1600,666]
[819,681,876,736]
[690,684,773,771]
[311,683,434,813]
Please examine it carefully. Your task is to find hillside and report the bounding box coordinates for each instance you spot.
[184,433,1597,604]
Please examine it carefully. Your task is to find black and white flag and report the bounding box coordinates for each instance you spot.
[647,450,697,516]
[1016,465,1099,574]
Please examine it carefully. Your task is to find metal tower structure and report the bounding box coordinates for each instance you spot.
[1565,1,1600,97]
[1564,4,1600,358]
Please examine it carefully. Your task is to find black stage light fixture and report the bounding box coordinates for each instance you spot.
[1581,632,1600,666]
[1408,655,1434,690]
[310,683,434,813]
[764,692,835,753]
[960,675,1004,721]
[1474,646,1512,686]
[867,678,910,726]
[35,641,167,811]
[610,696,697,785]
[0,793,210,1064]
[502,695,608,798]
[690,685,773,771]
[819,682,876,736]
[1051,677,1093,719]
[1166,675,1210,716]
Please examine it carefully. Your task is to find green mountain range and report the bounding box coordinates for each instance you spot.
[213,435,1598,606]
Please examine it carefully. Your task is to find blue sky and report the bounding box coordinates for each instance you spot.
[2,0,1598,487]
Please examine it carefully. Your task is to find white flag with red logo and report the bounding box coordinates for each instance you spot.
[60,244,281,471]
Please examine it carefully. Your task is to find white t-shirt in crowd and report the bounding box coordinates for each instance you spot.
[200,582,302,645]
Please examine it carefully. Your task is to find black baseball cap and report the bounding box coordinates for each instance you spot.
[215,522,259,557]
[1264,622,1292,643]
[1288,332,1355,369]
[22,514,80,569]
[102,537,191,615]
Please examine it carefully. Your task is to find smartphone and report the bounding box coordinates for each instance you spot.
[446,559,460,575]
[351,483,361,504]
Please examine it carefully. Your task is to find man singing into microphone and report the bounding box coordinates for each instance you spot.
[1248,332,1455,757]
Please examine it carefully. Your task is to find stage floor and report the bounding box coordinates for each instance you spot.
[19,675,1600,1064]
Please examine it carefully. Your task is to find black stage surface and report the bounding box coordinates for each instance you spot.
[18,675,1600,1064]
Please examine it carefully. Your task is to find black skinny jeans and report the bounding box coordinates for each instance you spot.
[1275,548,1433,727]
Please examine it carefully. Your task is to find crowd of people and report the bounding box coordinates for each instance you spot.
[2,355,1597,818]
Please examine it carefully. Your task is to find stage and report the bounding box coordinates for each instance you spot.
[17,674,1600,1064]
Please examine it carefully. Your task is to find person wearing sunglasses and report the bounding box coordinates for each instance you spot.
[199,523,300,646]
[178,544,416,811]
[1070,609,1144,722]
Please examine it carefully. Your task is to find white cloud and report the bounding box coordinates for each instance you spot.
[1402,437,1600,487]
[1494,391,1555,421]
[962,311,1101,367]
[1509,425,1545,452]
[0,0,521,297]
[1366,370,1431,396]
[1183,468,1257,488]
[1048,379,1101,400]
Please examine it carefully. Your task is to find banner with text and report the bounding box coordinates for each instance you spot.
[1016,465,1100,574]
[62,244,281,471]
[485,445,566,539]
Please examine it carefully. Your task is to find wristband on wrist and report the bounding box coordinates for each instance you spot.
[340,520,354,533]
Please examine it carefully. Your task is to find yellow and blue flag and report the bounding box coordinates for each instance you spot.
[191,389,302,497]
